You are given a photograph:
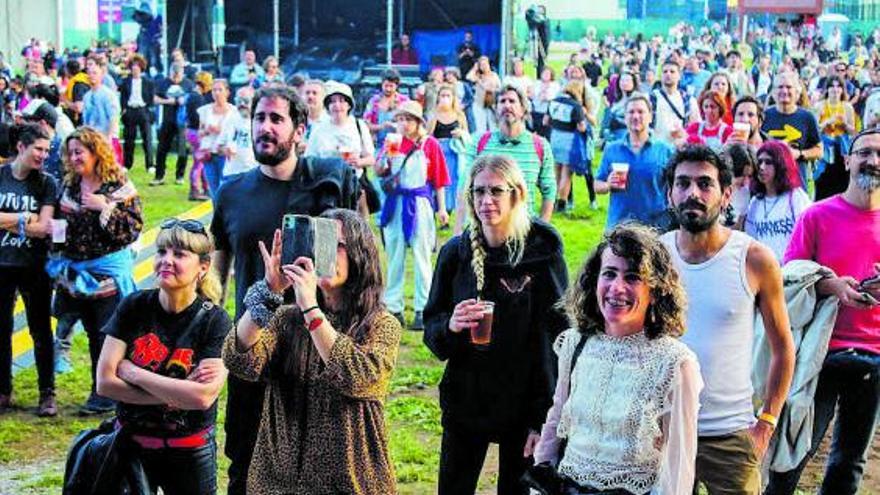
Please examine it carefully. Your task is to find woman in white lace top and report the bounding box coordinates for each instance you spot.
[531,224,703,495]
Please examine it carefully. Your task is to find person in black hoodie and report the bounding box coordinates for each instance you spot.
[424,153,569,495]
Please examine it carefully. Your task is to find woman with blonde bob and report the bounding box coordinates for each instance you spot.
[96,218,230,494]
[48,126,144,414]
[424,154,569,495]
[532,224,702,495]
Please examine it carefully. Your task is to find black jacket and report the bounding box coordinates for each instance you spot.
[296,156,360,213]
[423,220,569,435]
[63,419,150,495]
[119,75,155,112]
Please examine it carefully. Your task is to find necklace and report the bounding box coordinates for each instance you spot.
[762,194,784,219]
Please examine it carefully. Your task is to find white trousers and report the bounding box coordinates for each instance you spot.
[382,197,436,314]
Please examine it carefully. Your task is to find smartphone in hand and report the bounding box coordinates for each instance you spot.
[280,214,338,278]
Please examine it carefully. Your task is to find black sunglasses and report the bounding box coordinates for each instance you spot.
[160,218,207,235]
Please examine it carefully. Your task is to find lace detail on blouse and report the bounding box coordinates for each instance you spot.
[555,331,694,493]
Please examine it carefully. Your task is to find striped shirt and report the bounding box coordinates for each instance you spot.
[462,130,556,213]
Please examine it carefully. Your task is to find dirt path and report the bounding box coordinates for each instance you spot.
[799,426,880,494]
[0,458,63,495]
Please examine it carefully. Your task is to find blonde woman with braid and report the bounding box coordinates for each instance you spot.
[423,154,569,495]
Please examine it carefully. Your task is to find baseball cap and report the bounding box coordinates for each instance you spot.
[22,100,58,128]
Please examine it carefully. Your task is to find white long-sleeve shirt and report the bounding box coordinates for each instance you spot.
[534,329,703,495]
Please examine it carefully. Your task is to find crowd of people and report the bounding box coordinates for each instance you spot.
[0,17,879,495]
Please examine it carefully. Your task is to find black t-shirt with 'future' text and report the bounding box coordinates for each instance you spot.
[0,164,57,268]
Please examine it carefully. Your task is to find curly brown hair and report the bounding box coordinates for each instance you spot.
[560,223,687,339]
[62,126,126,186]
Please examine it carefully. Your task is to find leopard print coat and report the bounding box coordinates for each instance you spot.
[222,307,401,495]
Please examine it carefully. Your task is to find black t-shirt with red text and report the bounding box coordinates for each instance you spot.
[102,289,231,436]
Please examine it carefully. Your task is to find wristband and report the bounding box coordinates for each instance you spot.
[307,316,324,332]
[301,305,320,315]
[17,213,27,241]
[758,412,778,428]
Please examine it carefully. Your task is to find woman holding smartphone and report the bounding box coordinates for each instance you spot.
[423,154,568,495]
[223,209,401,495]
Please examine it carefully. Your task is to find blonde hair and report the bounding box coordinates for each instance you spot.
[563,79,585,106]
[62,127,126,186]
[194,71,214,92]
[463,154,531,296]
[427,84,468,134]
[155,223,222,304]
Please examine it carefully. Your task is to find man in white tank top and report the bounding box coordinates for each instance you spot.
[660,145,795,494]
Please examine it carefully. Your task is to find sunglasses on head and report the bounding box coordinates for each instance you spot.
[160,218,207,235]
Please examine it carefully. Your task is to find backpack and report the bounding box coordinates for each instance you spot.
[476,131,545,164]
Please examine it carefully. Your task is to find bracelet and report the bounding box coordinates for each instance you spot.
[243,280,284,328]
[307,316,324,332]
[17,213,26,241]
[758,412,778,428]
[301,305,320,315]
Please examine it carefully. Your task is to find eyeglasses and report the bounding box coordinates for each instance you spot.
[160,218,208,236]
[473,185,514,198]
[756,158,776,165]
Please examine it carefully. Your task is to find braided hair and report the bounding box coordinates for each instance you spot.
[469,226,488,296]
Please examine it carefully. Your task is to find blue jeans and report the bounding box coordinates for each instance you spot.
[203,154,225,201]
[138,437,217,495]
[765,348,880,495]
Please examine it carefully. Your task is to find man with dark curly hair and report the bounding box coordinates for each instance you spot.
[660,144,795,494]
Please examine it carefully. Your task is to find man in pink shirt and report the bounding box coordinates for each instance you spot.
[768,128,880,495]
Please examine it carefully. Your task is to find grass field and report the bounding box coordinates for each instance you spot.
[0,146,861,493]
[0,152,606,494]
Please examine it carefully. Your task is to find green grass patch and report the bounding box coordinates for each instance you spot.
[387,396,443,435]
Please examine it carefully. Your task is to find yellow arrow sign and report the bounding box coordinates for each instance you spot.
[768,124,803,143]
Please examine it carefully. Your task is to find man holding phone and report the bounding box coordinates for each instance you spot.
[210,85,357,495]
[766,129,880,495]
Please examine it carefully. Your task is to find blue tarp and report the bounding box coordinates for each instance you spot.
[411,24,501,73]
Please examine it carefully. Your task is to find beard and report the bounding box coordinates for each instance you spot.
[856,168,880,192]
[253,133,296,167]
[674,199,722,233]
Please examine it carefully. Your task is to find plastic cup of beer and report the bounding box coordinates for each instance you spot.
[470,301,495,346]
[51,219,67,244]
[733,122,750,141]
[339,146,355,162]
[611,163,630,191]
[385,133,402,156]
